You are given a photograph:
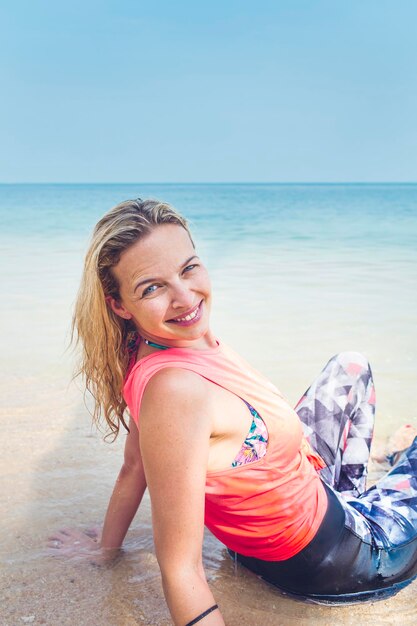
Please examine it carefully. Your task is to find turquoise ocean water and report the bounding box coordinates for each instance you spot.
[1,183,417,423]
[2,183,417,625]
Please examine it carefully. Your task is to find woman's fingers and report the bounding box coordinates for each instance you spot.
[46,528,99,553]
[46,528,120,567]
[47,530,73,545]
[85,525,101,540]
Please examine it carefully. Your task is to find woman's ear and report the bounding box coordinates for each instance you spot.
[106,296,133,320]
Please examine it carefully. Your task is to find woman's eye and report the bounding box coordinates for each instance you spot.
[183,264,198,273]
[142,284,159,297]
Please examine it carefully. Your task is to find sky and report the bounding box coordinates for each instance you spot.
[1,0,417,183]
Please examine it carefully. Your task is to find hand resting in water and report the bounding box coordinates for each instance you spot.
[47,526,117,565]
[47,418,147,566]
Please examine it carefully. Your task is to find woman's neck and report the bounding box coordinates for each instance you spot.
[139,330,217,354]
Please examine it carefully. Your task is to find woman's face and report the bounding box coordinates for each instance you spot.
[109,224,213,348]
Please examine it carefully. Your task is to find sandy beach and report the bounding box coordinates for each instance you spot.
[1,370,416,626]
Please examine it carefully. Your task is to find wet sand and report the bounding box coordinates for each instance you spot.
[2,364,416,626]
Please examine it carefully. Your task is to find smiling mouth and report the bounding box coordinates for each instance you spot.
[167,301,202,324]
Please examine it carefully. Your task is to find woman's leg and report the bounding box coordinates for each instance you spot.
[294,352,376,497]
[349,438,417,548]
[295,353,417,550]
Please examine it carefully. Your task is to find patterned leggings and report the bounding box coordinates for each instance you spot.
[295,352,417,550]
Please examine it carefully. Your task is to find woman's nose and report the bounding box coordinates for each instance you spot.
[170,280,194,309]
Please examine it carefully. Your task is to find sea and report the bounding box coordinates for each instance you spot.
[1,183,417,625]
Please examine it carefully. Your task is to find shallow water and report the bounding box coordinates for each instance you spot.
[1,184,417,624]
[2,381,415,626]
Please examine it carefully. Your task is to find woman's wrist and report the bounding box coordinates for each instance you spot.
[89,544,122,566]
[185,604,219,626]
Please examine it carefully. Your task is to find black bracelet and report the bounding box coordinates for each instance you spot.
[185,604,219,626]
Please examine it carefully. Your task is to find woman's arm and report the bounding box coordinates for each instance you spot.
[48,417,146,562]
[100,416,147,553]
[140,368,225,626]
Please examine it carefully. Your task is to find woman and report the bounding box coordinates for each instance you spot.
[50,198,417,626]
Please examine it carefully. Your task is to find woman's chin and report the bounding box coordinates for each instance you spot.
[161,324,213,348]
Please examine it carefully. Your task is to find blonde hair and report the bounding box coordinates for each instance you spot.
[72,198,192,439]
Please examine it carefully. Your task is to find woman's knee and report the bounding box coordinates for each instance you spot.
[328,351,371,375]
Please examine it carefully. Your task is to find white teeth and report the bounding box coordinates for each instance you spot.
[174,306,199,322]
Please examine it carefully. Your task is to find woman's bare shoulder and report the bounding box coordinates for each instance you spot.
[140,367,213,448]
[146,364,208,388]
[142,366,211,413]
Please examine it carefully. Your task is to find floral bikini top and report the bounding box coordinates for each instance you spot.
[232,401,268,466]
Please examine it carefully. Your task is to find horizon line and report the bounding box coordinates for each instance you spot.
[1,181,417,186]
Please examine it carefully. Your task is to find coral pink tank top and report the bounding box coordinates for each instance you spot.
[123,340,327,561]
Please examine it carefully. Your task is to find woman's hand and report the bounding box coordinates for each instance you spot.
[47,418,146,568]
[47,526,119,566]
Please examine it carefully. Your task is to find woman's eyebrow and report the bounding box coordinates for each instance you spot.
[133,255,199,293]
[134,277,158,292]
[182,254,199,266]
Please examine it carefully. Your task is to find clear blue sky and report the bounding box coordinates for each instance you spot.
[1,0,416,182]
